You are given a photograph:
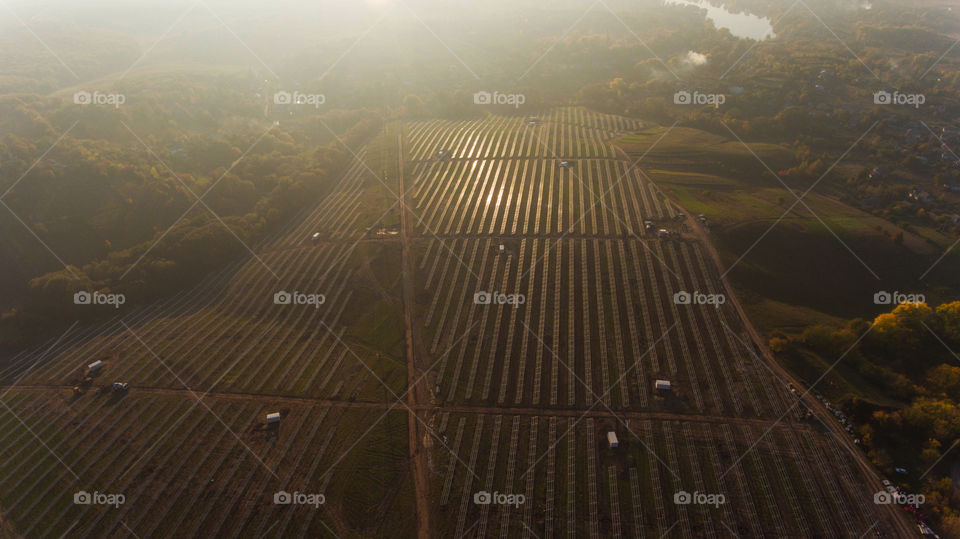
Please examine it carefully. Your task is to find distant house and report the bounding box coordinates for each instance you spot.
[909,190,934,203]
[869,167,888,180]
[943,126,960,144]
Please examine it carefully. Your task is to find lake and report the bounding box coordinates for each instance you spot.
[665,0,776,40]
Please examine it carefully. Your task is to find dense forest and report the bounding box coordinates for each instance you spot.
[774,302,960,534]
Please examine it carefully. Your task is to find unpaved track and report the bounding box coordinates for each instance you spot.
[398,130,435,539]
[2,384,792,429]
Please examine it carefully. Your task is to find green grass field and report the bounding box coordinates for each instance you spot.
[617,127,796,175]
[619,125,960,322]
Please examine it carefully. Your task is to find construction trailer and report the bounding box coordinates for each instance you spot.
[87,360,103,372]
[655,379,671,391]
[266,412,282,424]
[607,431,619,449]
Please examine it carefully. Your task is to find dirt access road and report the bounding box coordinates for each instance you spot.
[398,131,434,539]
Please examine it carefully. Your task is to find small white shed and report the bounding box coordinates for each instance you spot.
[87,360,103,372]
[266,412,282,424]
[498,244,506,254]
[655,379,671,391]
[607,431,619,449]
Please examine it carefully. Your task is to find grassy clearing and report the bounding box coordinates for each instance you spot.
[323,409,414,537]
[620,125,959,330]
[617,127,796,174]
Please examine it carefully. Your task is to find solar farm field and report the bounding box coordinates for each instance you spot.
[429,412,880,538]
[0,109,912,537]
[405,108,909,537]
